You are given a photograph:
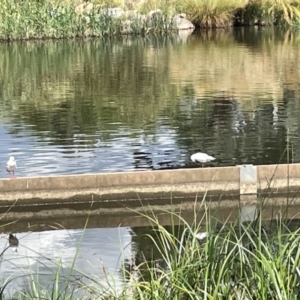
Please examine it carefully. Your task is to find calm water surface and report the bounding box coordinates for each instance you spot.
[0,227,133,296]
[1,28,300,177]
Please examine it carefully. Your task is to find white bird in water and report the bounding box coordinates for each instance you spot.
[191,152,215,168]
[6,156,17,178]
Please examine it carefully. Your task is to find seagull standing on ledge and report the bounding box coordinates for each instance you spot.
[191,152,215,168]
[6,156,17,178]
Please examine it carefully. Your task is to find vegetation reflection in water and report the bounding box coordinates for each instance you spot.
[0,28,300,177]
[2,196,300,299]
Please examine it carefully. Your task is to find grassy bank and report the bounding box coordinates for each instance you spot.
[1,0,300,40]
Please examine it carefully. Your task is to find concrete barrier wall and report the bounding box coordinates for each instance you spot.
[0,166,239,204]
[257,164,300,194]
[0,163,299,204]
[0,166,239,191]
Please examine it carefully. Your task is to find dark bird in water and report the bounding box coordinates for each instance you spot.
[9,233,19,252]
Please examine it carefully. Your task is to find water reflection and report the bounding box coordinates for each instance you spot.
[0,28,300,177]
[0,227,133,296]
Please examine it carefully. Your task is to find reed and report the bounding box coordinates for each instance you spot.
[0,0,77,40]
[0,0,175,40]
[0,0,300,40]
[178,0,248,28]
[236,0,300,25]
[262,0,300,25]
[130,199,300,299]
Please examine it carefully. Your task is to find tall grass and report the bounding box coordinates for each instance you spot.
[0,0,300,40]
[178,0,248,28]
[259,0,300,25]
[0,0,77,40]
[130,200,300,299]
[236,0,300,25]
[136,0,178,15]
[0,0,175,40]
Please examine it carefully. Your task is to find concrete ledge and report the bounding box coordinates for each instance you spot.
[257,164,300,195]
[0,163,300,205]
[0,166,239,191]
[0,167,239,204]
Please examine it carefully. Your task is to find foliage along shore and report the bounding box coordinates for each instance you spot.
[0,0,300,41]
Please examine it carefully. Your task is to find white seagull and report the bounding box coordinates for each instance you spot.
[191,152,215,168]
[6,156,17,178]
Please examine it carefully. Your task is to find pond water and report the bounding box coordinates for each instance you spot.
[1,27,300,177]
[0,227,133,297]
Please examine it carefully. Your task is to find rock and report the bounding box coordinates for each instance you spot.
[105,7,124,18]
[173,13,195,30]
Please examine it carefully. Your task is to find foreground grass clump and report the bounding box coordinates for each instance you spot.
[130,205,300,299]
